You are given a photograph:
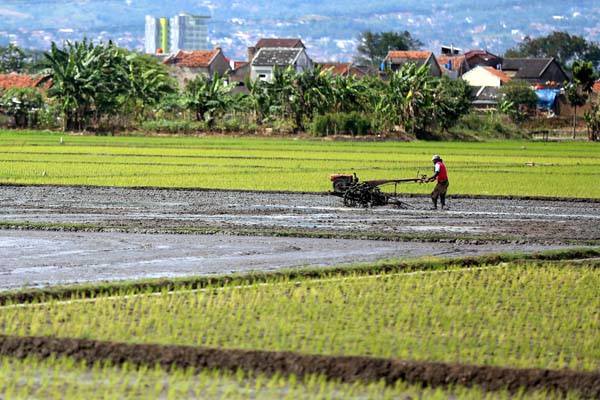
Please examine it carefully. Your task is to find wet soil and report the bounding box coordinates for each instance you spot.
[0,185,598,289]
[1,334,598,398]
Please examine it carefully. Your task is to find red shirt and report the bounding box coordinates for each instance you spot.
[434,161,448,181]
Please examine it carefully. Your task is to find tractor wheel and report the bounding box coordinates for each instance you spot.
[333,179,348,193]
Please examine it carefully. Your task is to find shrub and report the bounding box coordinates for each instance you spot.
[140,119,207,134]
[310,112,372,137]
[449,112,525,139]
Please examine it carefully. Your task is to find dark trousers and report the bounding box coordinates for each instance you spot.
[431,180,449,207]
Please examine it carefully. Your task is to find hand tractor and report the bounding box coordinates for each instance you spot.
[330,172,427,208]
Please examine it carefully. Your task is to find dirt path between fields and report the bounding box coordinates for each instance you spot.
[0,185,598,290]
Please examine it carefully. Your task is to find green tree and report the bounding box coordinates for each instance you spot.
[504,31,600,70]
[355,30,423,67]
[265,66,296,124]
[123,52,177,122]
[39,39,129,131]
[330,73,369,114]
[0,87,43,128]
[243,77,270,125]
[184,72,232,127]
[583,102,600,141]
[432,76,472,131]
[570,60,599,140]
[376,62,434,135]
[290,66,333,130]
[0,44,28,73]
[500,79,537,122]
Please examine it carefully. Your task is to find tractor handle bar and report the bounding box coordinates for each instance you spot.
[364,175,428,187]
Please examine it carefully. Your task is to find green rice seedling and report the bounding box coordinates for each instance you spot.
[0,132,598,197]
[0,354,585,399]
[0,263,598,373]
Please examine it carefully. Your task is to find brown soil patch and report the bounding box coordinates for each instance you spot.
[1,334,598,398]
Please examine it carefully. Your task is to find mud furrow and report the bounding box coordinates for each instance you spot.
[0,334,598,398]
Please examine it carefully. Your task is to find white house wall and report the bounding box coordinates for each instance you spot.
[462,66,501,87]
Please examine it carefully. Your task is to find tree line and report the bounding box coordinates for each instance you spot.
[0,37,473,137]
[1,30,600,139]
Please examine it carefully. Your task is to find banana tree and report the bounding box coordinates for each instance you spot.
[39,39,129,131]
[376,63,434,135]
[184,72,232,127]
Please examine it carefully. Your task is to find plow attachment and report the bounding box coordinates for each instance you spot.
[330,173,427,208]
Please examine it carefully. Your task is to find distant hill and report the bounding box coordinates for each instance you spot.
[0,0,597,62]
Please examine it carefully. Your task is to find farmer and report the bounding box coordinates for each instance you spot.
[426,155,449,210]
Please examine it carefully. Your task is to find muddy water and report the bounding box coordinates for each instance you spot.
[0,185,597,289]
[1,229,570,290]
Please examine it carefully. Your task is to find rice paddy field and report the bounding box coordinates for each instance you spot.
[1,258,599,398]
[1,130,599,398]
[0,130,598,198]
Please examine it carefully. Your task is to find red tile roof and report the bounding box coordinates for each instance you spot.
[0,73,50,90]
[436,55,466,71]
[593,81,600,93]
[164,49,219,68]
[386,51,432,60]
[483,66,512,83]
[464,50,500,60]
[233,61,248,70]
[319,62,350,75]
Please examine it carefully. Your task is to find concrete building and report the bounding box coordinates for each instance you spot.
[145,13,209,55]
[250,48,313,82]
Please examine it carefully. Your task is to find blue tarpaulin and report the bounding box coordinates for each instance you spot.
[535,89,560,110]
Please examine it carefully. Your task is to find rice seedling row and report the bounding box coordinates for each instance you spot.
[1,132,598,197]
[1,262,598,372]
[1,354,574,400]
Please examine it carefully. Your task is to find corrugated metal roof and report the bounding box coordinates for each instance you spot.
[251,48,303,67]
[255,38,304,49]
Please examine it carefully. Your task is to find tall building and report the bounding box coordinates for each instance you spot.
[144,13,210,55]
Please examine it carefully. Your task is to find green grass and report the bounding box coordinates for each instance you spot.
[0,131,598,197]
[2,262,598,372]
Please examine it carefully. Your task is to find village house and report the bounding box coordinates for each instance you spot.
[436,54,470,79]
[499,57,569,87]
[464,50,503,69]
[230,38,307,88]
[250,47,313,82]
[163,46,230,88]
[461,66,512,110]
[383,51,442,77]
[462,65,511,88]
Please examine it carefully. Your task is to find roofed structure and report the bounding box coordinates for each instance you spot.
[251,48,305,67]
[464,50,502,69]
[250,47,312,82]
[384,51,442,77]
[164,49,221,68]
[437,55,470,78]
[254,38,305,49]
[317,62,368,77]
[0,73,50,90]
[462,65,511,88]
[163,47,230,87]
[500,58,569,86]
